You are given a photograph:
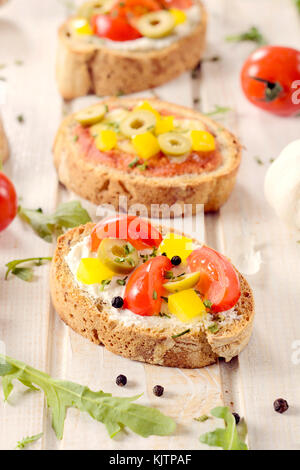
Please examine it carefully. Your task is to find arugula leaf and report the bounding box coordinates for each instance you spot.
[18,201,91,243]
[16,433,43,450]
[199,407,248,450]
[204,105,232,116]
[226,26,267,45]
[0,355,176,440]
[5,257,52,281]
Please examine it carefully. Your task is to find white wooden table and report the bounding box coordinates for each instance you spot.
[0,0,299,450]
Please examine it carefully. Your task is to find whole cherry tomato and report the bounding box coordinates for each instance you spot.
[161,0,193,9]
[124,255,172,316]
[92,14,142,41]
[0,171,18,232]
[241,46,300,117]
[187,246,241,313]
[90,214,163,252]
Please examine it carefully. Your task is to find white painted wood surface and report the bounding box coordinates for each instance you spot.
[0,0,299,450]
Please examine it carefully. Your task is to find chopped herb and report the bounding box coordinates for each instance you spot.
[159,312,171,318]
[115,257,126,264]
[176,272,186,278]
[204,106,232,116]
[203,299,213,309]
[15,60,24,66]
[73,135,79,142]
[153,290,158,300]
[117,277,128,286]
[208,323,220,334]
[269,158,275,163]
[0,64,6,70]
[15,433,43,450]
[202,56,221,63]
[138,163,148,171]
[100,279,111,291]
[194,414,211,422]
[0,354,175,440]
[5,257,52,282]
[0,77,6,81]
[294,0,300,13]
[150,247,158,258]
[124,243,135,254]
[17,115,25,123]
[164,271,174,280]
[117,90,125,96]
[172,329,191,339]
[128,157,139,168]
[226,26,267,45]
[254,156,264,165]
[161,296,168,303]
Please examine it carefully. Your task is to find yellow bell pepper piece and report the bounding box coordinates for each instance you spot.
[71,18,93,36]
[132,132,160,160]
[170,8,187,25]
[159,233,193,261]
[168,289,206,322]
[95,130,117,151]
[77,258,114,285]
[155,116,174,135]
[191,130,216,152]
[134,101,161,121]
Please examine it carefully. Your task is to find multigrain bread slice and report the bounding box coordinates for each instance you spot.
[56,1,207,99]
[0,118,9,163]
[53,97,242,215]
[50,223,255,368]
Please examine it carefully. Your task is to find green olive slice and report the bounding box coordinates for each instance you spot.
[75,104,107,126]
[120,110,156,138]
[158,132,192,156]
[164,272,201,293]
[77,0,114,20]
[136,11,175,39]
[98,238,139,274]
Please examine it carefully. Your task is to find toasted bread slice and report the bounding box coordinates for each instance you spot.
[0,118,9,163]
[56,1,207,99]
[50,223,255,368]
[53,97,241,215]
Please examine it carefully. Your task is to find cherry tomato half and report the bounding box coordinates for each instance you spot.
[161,0,193,9]
[92,14,142,41]
[187,246,241,313]
[112,0,161,19]
[0,172,18,232]
[124,255,172,316]
[241,46,300,117]
[90,214,163,252]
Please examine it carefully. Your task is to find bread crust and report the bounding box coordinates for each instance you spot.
[0,118,9,163]
[50,223,255,368]
[56,1,207,99]
[53,97,242,215]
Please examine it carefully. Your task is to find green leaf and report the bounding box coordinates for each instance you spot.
[226,26,267,45]
[18,201,91,243]
[0,355,176,440]
[294,0,300,13]
[15,433,43,450]
[199,407,248,450]
[5,257,52,281]
[204,105,232,117]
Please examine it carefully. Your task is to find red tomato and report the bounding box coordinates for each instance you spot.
[90,214,163,252]
[0,172,18,232]
[112,0,161,18]
[241,46,300,117]
[161,0,193,9]
[92,14,142,41]
[187,246,241,313]
[124,256,172,316]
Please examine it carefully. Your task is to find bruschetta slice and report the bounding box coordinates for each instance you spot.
[0,118,9,163]
[50,216,255,368]
[56,0,207,98]
[53,98,241,214]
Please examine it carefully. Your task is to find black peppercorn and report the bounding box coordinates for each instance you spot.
[171,256,181,266]
[112,296,124,309]
[153,385,164,397]
[232,412,240,425]
[116,375,127,387]
[273,398,289,414]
